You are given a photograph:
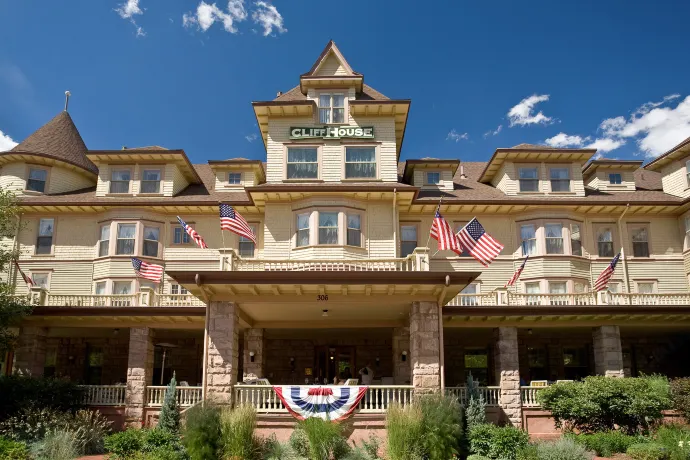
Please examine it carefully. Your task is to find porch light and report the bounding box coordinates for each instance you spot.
[322,309,329,317]
[375,357,380,366]
[249,351,255,362]
[401,350,407,362]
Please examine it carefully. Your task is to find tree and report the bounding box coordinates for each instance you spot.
[465,372,487,430]
[157,371,180,433]
[0,189,32,355]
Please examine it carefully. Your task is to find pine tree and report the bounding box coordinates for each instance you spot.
[465,372,487,429]
[157,371,180,433]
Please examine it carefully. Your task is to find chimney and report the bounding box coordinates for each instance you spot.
[276,91,283,97]
[459,164,467,179]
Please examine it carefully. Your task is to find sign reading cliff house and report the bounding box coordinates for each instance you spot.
[290,126,375,140]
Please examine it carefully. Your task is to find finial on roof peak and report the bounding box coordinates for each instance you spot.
[64,91,71,112]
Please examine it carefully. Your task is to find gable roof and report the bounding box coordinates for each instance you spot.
[643,135,690,172]
[9,111,97,175]
[274,83,389,102]
[303,40,359,77]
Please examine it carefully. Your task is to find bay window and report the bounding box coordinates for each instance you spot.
[110,169,131,193]
[345,147,376,179]
[98,224,110,257]
[521,224,537,256]
[113,281,132,295]
[597,227,614,257]
[319,93,345,124]
[570,223,582,256]
[94,281,106,295]
[239,225,256,257]
[36,218,55,254]
[545,224,564,254]
[27,168,47,193]
[631,226,649,257]
[549,167,570,192]
[140,169,161,194]
[525,282,541,305]
[400,225,418,257]
[116,224,136,255]
[519,167,539,192]
[347,214,361,247]
[296,213,310,247]
[548,281,567,305]
[318,212,338,245]
[287,147,318,179]
[143,227,160,257]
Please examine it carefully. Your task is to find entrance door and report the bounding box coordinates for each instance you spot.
[314,346,355,384]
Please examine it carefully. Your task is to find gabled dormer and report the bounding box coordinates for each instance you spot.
[643,136,690,198]
[582,159,642,193]
[208,158,265,191]
[403,158,459,191]
[478,144,595,197]
[87,147,202,197]
[0,110,97,195]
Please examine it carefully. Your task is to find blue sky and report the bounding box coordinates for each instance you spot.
[1,0,690,164]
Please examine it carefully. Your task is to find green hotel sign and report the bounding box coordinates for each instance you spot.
[290,126,374,140]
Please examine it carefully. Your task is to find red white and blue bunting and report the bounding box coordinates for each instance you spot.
[273,386,368,421]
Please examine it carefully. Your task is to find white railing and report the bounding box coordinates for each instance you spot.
[234,256,417,272]
[234,385,286,413]
[508,293,596,306]
[46,294,138,307]
[520,386,544,407]
[153,294,205,307]
[146,386,203,407]
[609,293,690,305]
[445,386,501,406]
[80,385,126,406]
[447,293,497,307]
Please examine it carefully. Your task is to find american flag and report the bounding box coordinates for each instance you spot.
[430,210,463,252]
[219,204,256,244]
[456,218,504,267]
[176,216,208,249]
[14,260,33,288]
[594,252,621,291]
[505,255,529,287]
[131,257,164,283]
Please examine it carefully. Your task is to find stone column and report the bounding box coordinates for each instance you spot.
[593,326,624,377]
[392,327,410,384]
[206,301,239,404]
[124,327,155,428]
[410,301,440,394]
[242,328,264,381]
[12,327,48,376]
[494,327,522,427]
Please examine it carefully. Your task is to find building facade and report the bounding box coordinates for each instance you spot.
[2,41,690,430]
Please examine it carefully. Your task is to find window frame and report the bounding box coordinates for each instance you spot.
[172,223,192,245]
[142,226,160,258]
[628,223,650,258]
[285,145,321,181]
[520,223,537,256]
[228,172,242,185]
[426,171,441,186]
[593,223,617,258]
[343,145,378,180]
[318,211,339,245]
[115,223,137,256]
[112,280,134,295]
[238,223,257,258]
[346,213,362,248]
[544,223,565,255]
[317,92,346,125]
[295,211,311,248]
[458,283,481,306]
[634,280,657,294]
[548,165,571,193]
[26,166,49,193]
[29,271,51,291]
[98,224,111,257]
[171,284,189,295]
[609,173,622,185]
[400,223,419,257]
[94,281,107,295]
[109,167,133,194]
[518,165,540,193]
[686,160,690,188]
[36,218,56,255]
[139,168,162,194]
[570,223,583,256]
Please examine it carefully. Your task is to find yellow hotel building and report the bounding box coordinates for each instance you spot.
[2,41,690,432]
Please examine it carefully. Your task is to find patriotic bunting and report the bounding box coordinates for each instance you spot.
[131,257,164,283]
[177,216,208,249]
[594,252,621,291]
[273,386,368,421]
[220,204,256,244]
[456,218,504,267]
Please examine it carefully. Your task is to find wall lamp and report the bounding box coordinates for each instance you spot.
[401,351,407,362]
[249,351,255,363]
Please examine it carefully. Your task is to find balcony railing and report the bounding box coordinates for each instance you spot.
[234,256,418,272]
[146,386,203,407]
[507,293,596,306]
[445,386,501,406]
[47,294,139,307]
[80,385,126,406]
[520,386,544,407]
[609,293,690,305]
[152,293,205,307]
[447,293,497,307]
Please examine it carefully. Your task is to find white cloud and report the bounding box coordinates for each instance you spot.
[446,129,468,142]
[183,1,248,33]
[508,94,553,127]
[136,26,146,37]
[251,1,286,36]
[0,129,17,152]
[483,125,502,138]
[585,138,626,154]
[245,133,258,142]
[544,132,587,148]
[115,0,146,37]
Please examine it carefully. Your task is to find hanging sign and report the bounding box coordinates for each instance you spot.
[289,126,374,140]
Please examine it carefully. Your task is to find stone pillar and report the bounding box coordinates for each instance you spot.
[12,327,48,376]
[243,328,264,381]
[410,301,440,394]
[494,327,522,427]
[392,327,410,384]
[593,326,624,377]
[206,301,239,404]
[124,327,155,428]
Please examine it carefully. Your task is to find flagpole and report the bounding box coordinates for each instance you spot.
[424,197,443,250]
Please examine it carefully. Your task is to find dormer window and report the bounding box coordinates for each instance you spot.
[549,167,570,192]
[318,93,345,124]
[27,168,47,193]
[228,172,242,185]
[110,169,131,194]
[426,172,441,185]
[345,147,376,179]
[519,167,539,192]
[141,169,161,193]
[609,173,622,185]
[287,147,318,179]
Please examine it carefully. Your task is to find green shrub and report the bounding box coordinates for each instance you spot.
[158,373,180,434]
[466,373,487,430]
[31,429,81,460]
[104,429,186,460]
[289,427,310,458]
[538,375,671,434]
[0,436,30,460]
[670,378,690,423]
[104,429,146,459]
[467,455,492,460]
[653,425,690,459]
[0,376,84,420]
[516,443,539,460]
[535,438,593,460]
[569,430,640,456]
[468,423,529,460]
[69,409,112,454]
[386,403,425,460]
[220,405,260,460]
[262,434,302,460]
[181,404,221,460]
[297,417,349,460]
[627,442,671,460]
[0,407,67,443]
[419,393,463,460]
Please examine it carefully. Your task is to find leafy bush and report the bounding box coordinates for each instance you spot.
[468,423,529,460]
[297,417,350,460]
[220,405,261,460]
[537,375,671,434]
[350,434,381,460]
[534,438,593,460]
[627,442,670,460]
[104,429,186,460]
[289,427,310,458]
[262,434,302,460]
[0,376,84,420]
[516,444,539,460]
[181,404,221,460]
[568,431,641,456]
[670,378,690,423]
[0,436,30,460]
[467,455,492,460]
[31,429,81,460]
[105,429,146,459]
[0,407,67,443]
[69,409,112,454]
[386,403,424,460]
[466,373,487,430]
[653,425,690,459]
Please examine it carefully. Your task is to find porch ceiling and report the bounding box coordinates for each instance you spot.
[25,307,206,329]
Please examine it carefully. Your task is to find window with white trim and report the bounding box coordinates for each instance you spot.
[631,226,649,257]
[549,281,567,294]
[346,214,361,247]
[545,223,564,254]
[287,147,318,179]
[597,227,614,257]
[525,282,541,305]
[98,225,110,257]
[609,173,622,185]
[519,167,539,192]
[345,147,376,179]
[426,172,440,185]
[116,224,136,255]
[94,281,106,295]
[171,284,189,295]
[571,223,582,256]
[228,172,242,185]
[31,273,50,290]
[239,224,256,258]
[110,169,131,193]
[36,218,54,255]
[113,281,132,295]
[318,212,338,245]
[521,224,537,256]
[549,167,570,192]
[27,168,47,193]
[400,225,417,257]
[296,213,310,247]
[143,226,160,257]
[636,282,655,294]
[318,93,345,124]
[459,283,479,306]
[173,226,191,245]
[140,169,161,194]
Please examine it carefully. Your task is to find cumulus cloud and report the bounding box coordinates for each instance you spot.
[544,132,588,148]
[115,0,146,37]
[0,129,17,152]
[245,133,258,142]
[446,129,469,142]
[483,125,502,138]
[252,1,286,36]
[183,1,247,33]
[586,138,626,154]
[508,94,553,127]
